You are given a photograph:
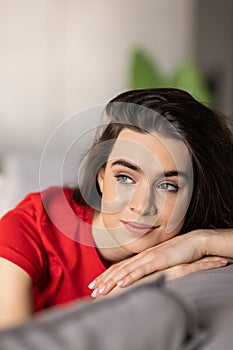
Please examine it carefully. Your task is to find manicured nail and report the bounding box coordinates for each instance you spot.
[88,280,97,289]
[220,259,228,264]
[99,285,107,294]
[91,288,99,298]
[117,280,125,287]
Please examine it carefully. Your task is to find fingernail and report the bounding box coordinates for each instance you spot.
[99,285,107,294]
[88,280,97,289]
[117,280,125,287]
[91,288,99,298]
[220,259,228,264]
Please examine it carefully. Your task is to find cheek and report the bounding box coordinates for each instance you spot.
[101,180,133,214]
[159,192,189,234]
[101,181,117,201]
[156,194,177,216]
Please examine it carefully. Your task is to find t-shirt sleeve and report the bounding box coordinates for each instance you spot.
[0,194,47,285]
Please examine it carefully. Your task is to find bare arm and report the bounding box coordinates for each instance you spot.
[89,228,233,297]
[202,228,233,256]
[0,257,33,329]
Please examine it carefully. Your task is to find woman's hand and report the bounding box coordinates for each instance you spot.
[162,255,229,281]
[95,256,228,300]
[94,256,229,299]
[88,229,232,298]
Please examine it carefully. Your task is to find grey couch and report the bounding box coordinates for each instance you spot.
[0,265,233,350]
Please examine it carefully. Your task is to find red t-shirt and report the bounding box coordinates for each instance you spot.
[0,187,108,312]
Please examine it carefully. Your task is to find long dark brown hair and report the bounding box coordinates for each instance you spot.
[73,88,233,233]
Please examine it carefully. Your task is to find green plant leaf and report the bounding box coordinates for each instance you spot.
[129,49,167,89]
[128,48,213,106]
[171,61,213,106]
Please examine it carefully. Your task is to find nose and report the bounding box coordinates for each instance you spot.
[129,186,157,216]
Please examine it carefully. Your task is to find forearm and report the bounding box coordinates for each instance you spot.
[90,228,233,298]
[195,228,233,258]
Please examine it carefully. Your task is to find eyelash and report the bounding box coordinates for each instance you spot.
[114,174,180,192]
[157,182,180,192]
[114,174,135,185]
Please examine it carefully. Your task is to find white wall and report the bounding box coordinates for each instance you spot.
[0,0,195,151]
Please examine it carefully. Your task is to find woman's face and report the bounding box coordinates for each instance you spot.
[94,128,193,258]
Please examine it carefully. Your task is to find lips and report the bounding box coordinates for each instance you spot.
[121,220,158,237]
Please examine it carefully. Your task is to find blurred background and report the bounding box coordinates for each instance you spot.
[0,0,233,215]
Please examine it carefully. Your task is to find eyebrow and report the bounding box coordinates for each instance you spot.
[162,170,188,180]
[111,159,141,172]
[111,159,189,179]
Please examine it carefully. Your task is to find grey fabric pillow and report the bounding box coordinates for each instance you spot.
[167,264,233,349]
[0,277,202,350]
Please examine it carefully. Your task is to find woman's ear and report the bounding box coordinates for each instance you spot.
[97,167,105,194]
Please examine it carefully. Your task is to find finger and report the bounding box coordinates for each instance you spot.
[103,237,206,289]
[96,258,229,298]
[88,256,138,286]
[193,256,228,263]
[89,248,228,298]
[88,257,141,296]
[92,257,228,298]
[90,252,159,297]
[98,254,165,296]
[91,245,193,297]
[189,258,228,273]
[165,258,228,281]
[89,233,207,295]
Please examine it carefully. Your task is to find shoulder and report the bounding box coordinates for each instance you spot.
[0,187,80,244]
[40,186,94,225]
[0,186,91,222]
[0,186,94,246]
[0,187,92,283]
[0,187,70,225]
[39,187,94,243]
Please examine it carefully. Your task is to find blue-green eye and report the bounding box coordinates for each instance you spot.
[115,175,134,184]
[158,182,179,192]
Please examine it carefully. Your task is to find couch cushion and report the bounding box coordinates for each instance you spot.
[0,277,202,350]
[167,264,233,349]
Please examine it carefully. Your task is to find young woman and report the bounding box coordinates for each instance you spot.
[0,88,232,328]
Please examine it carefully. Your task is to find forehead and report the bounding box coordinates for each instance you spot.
[108,128,191,174]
